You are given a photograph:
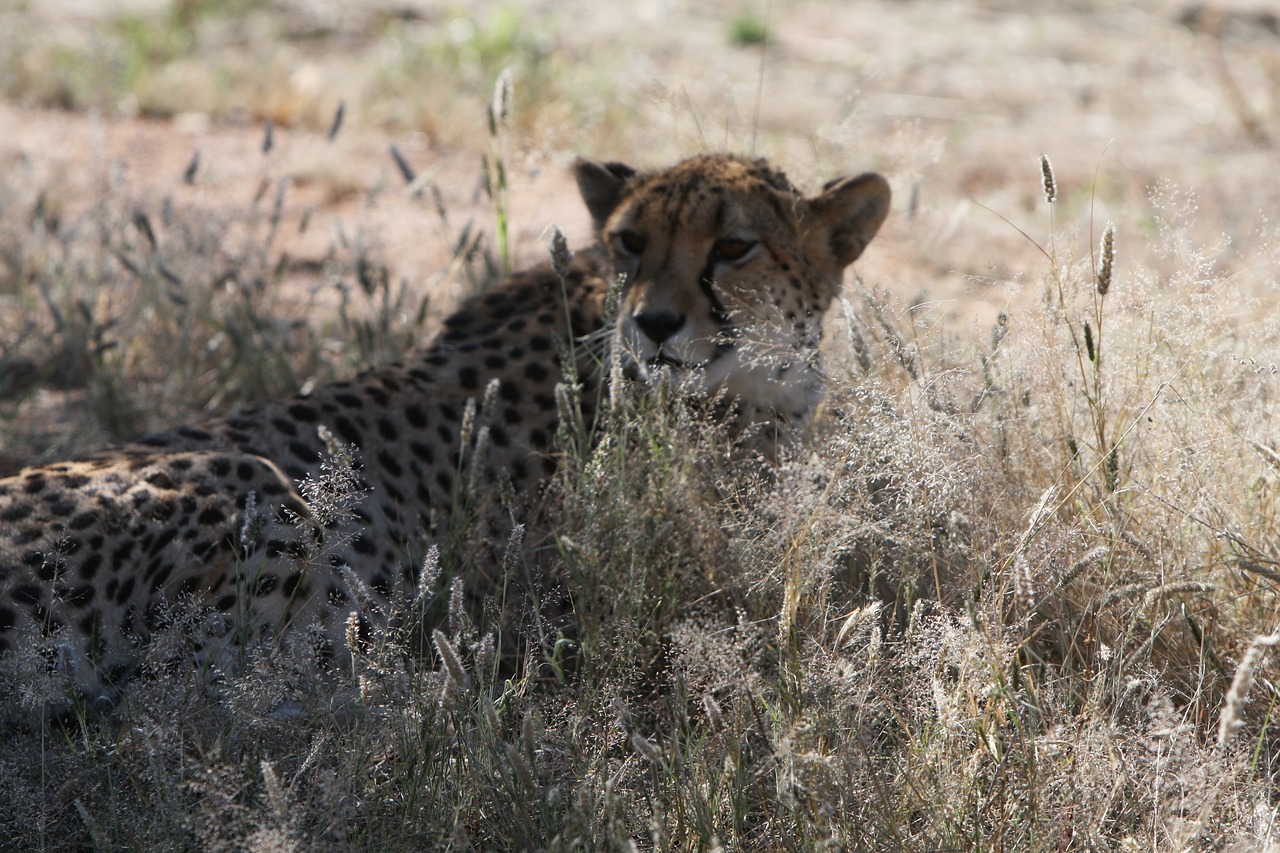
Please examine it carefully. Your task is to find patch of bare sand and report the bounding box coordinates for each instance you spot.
[0,102,594,310]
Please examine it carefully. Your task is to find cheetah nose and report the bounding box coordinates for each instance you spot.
[632,310,685,344]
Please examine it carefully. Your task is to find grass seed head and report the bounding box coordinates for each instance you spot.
[488,68,513,137]
[501,523,526,578]
[345,610,360,656]
[480,377,500,427]
[630,732,662,763]
[447,576,466,637]
[1039,154,1057,204]
[466,424,490,499]
[1059,545,1111,588]
[549,224,573,280]
[433,628,471,691]
[338,564,374,612]
[1097,221,1115,296]
[260,760,287,822]
[238,490,263,554]
[459,397,477,452]
[506,742,536,791]
[1218,632,1280,749]
[415,545,441,606]
[1014,553,1037,612]
[703,694,725,733]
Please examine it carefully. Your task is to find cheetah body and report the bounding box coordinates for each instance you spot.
[0,154,890,699]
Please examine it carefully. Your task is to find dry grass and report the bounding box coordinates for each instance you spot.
[5,0,1280,849]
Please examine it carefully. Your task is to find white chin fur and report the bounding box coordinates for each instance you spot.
[631,347,825,420]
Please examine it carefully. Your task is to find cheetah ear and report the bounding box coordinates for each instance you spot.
[574,158,638,229]
[807,172,891,267]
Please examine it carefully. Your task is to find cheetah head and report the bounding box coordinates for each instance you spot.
[575,153,890,425]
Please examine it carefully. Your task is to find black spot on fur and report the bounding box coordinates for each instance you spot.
[63,585,94,608]
[79,552,103,581]
[333,415,362,448]
[11,584,41,606]
[198,507,227,526]
[272,417,299,437]
[49,498,77,516]
[149,563,173,591]
[288,403,319,422]
[147,471,175,489]
[1,504,32,523]
[405,404,427,428]
[110,540,136,572]
[377,450,403,478]
[149,526,179,557]
[150,500,175,522]
[69,511,99,530]
[282,572,304,598]
[290,441,317,465]
[12,528,40,546]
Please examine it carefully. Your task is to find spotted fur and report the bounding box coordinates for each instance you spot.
[0,154,890,701]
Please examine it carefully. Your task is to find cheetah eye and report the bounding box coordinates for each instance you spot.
[711,238,757,264]
[613,230,647,257]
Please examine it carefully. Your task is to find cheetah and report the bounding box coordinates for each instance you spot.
[0,154,890,701]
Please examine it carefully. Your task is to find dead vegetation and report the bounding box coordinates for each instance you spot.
[4,0,1280,849]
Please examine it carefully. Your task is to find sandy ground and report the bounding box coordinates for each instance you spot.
[2,0,1279,464]
[5,1,1278,282]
